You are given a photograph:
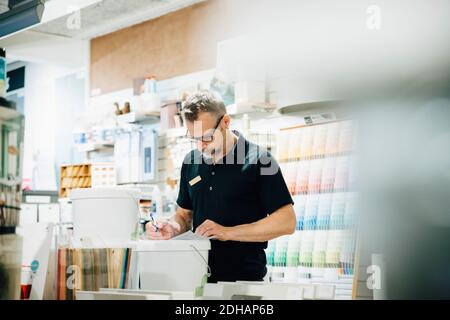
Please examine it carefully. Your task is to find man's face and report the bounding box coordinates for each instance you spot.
[185,112,225,158]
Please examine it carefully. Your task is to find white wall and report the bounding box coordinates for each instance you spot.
[22,62,86,190]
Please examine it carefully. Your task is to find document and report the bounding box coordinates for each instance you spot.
[172,230,215,240]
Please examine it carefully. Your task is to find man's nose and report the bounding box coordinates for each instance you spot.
[198,140,207,149]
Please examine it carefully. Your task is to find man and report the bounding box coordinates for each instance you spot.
[147,90,296,283]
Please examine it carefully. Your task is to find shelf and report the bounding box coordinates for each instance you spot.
[116,111,160,124]
[276,100,347,115]
[0,106,23,121]
[294,227,357,233]
[279,151,354,163]
[290,188,356,196]
[0,178,22,187]
[75,142,114,153]
[227,102,276,117]
[160,127,187,138]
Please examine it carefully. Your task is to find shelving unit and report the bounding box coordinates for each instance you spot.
[75,143,114,153]
[0,105,24,300]
[59,164,92,198]
[116,111,160,124]
[266,119,359,300]
[0,105,22,121]
[227,102,276,117]
[59,163,116,198]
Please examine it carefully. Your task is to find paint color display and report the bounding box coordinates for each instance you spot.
[292,193,357,231]
[266,229,358,279]
[277,121,355,162]
[267,120,358,288]
[280,156,354,195]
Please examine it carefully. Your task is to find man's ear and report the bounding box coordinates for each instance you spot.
[223,114,231,129]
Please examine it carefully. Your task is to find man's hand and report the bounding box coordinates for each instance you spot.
[146,220,181,240]
[195,219,234,241]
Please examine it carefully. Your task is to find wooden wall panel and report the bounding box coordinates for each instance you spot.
[90,0,247,95]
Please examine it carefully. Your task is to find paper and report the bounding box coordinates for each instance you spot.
[172,231,214,240]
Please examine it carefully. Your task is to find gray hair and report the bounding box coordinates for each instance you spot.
[182,90,226,122]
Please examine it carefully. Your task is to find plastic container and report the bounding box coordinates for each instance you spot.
[132,240,211,292]
[0,234,22,300]
[70,188,141,247]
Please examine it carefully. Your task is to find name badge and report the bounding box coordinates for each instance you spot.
[189,175,202,186]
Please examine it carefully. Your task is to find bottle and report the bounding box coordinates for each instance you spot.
[114,102,122,115]
[144,76,157,94]
[123,102,131,114]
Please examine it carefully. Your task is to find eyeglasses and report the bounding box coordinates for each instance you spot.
[186,115,225,143]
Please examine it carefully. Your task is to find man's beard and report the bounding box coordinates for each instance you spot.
[202,147,220,160]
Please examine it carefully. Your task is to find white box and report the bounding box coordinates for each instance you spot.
[58,198,73,224]
[70,188,140,247]
[132,240,211,293]
[20,204,38,224]
[38,204,60,224]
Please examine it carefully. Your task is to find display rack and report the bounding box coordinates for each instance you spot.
[59,164,92,198]
[0,105,24,300]
[59,163,116,198]
[266,119,359,300]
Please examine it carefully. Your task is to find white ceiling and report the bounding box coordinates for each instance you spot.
[1,0,205,40]
[0,0,204,67]
[1,0,449,97]
[37,0,205,39]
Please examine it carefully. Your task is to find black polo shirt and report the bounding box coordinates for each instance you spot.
[176,131,293,283]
